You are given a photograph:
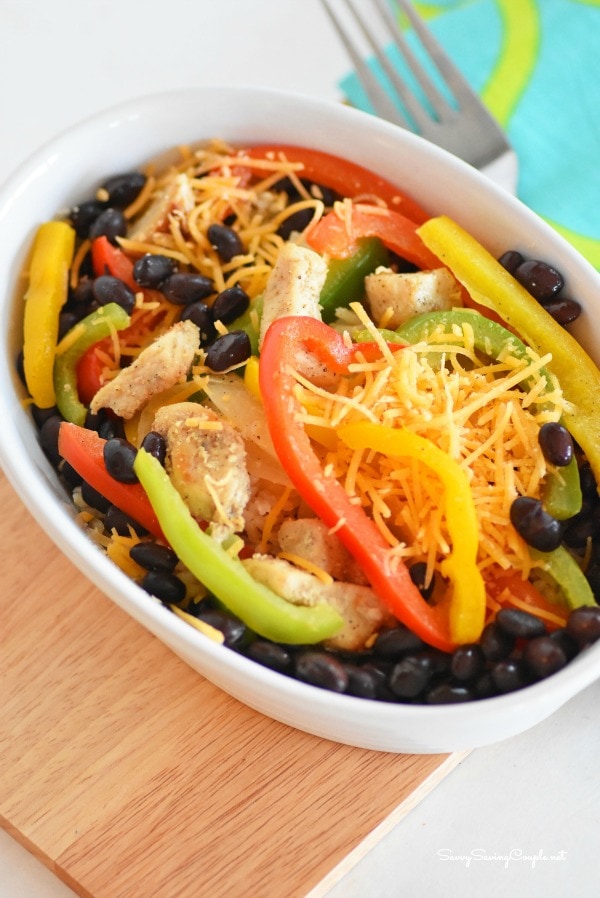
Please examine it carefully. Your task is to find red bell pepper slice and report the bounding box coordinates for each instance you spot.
[305,204,440,270]
[58,422,164,540]
[259,315,456,652]
[86,237,172,399]
[488,570,569,630]
[91,236,138,288]
[243,145,430,224]
[76,341,112,406]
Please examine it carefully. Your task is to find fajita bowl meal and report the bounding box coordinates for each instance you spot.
[2,87,600,752]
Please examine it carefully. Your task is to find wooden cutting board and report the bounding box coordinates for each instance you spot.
[0,469,465,898]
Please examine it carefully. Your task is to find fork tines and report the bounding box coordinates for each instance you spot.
[321,0,513,170]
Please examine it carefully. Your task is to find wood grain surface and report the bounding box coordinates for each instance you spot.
[0,470,464,898]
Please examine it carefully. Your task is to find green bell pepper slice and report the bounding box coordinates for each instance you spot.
[319,237,389,322]
[133,448,343,644]
[532,545,595,610]
[54,302,131,426]
[356,306,556,395]
[230,295,263,356]
[229,238,389,349]
[394,308,555,392]
[542,458,582,521]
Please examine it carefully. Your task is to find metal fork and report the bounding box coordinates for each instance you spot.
[320,0,518,191]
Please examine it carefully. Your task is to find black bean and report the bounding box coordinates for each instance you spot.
[103,437,138,483]
[523,635,568,678]
[277,207,315,240]
[498,250,524,275]
[92,275,136,314]
[514,259,564,302]
[358,661,397,701]
[58,308,87,340]
[246,640,293,673]
[69,199,107,238]
[31,403,60,429]
[88,207,128,244]
[274,176,339,207]
[83,410,101,433]
[495,608,547,640]
[130,542,178,573]
[306,182,339,206]
[100,172,146,208]
[450,643,485,682]
[104,505,147,536]
[39,414,63,467]
[140,430,167,466]
[414,648,451,677]
[538,422,574,467]
[132,253,177,288]
[61,461,83,489]
[97,415,125,441]
[295,650,349,692]
[425,683,474,704]
[372,625,424,659]
[388,655,433,699]
[211,285,250,325]
[70,276,96,306]
[473,672,498,699]
[510,496,563,552]
[548,628,580,661]
[141,570,186,605]
[193,608,249,648]
[77,251,96,281]
[207,223,245,262]
[566,606,600,647]
[343,663,380,699]
[81,480,112,513]
[491,658,529,693]
[272,175,306,200]
[161,272,214,305]
[542,297,581,326]
[409,561,435,600]
[180,301,217,345]
[480,621,516,661]
[204,331,251,371]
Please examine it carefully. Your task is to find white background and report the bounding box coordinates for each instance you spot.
[1,2,599,896]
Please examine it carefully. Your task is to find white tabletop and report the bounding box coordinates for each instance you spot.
[1,2,599,896]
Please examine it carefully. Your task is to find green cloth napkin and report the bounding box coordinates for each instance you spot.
[339,0,600,269]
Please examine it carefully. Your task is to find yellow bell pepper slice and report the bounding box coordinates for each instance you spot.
[417,215,600,488]
[337,421,486,645]
[243,355,261,401]
[23,221,76,408]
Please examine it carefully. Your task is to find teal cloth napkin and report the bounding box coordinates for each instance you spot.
[339,0,600,269]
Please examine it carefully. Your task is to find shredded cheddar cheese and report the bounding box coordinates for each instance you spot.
[117,141,325,304]
[257,485,294,555]
[277,552,335,585]
[292,319,569,615]
[170,605,226,643]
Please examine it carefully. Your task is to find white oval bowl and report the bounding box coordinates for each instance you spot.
[1,85,599,754]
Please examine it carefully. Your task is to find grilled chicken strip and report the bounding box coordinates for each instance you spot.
[90,320,200,419]
[152,401,250,534]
